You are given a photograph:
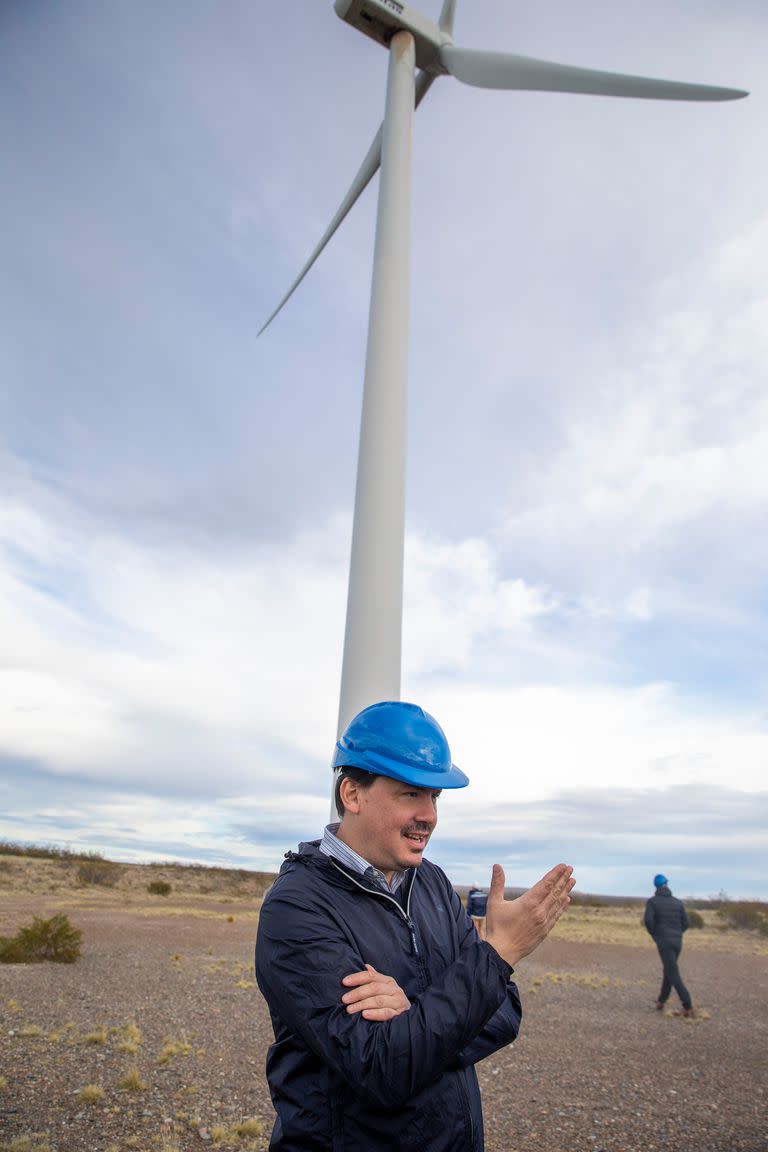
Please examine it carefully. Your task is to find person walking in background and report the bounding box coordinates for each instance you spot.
[644,873,695,1018]
[256,700,575,1152]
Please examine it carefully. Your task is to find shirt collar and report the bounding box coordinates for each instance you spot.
[319,822,406,894]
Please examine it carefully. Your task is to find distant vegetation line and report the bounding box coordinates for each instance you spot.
[2,841,766,933]
[0,839,111,863]
[0,839,275,884]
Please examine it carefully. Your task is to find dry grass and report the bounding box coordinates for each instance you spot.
[118,1066,147,1092]
[0,1139,52,1152]
[531,970,632,990]
[82,1026,107,1045]
[205,1119,263,1147]
[112,1021,143,1054]
[0,847,273,920]
[157,1035,193,1064]
[16,1024,44,1039]
[77,1084,104,1104]
[551,903,768,955]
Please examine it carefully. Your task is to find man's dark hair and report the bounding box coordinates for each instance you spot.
[334,767,377,819]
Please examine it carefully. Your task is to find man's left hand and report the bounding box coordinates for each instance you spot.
[341,963,411,1021]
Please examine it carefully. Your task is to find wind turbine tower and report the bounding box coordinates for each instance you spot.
[260,1,746,759]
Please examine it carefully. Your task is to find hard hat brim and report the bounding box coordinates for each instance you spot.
[334,743,469,789]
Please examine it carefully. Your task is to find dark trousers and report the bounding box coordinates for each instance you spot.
[656,941,691,1009]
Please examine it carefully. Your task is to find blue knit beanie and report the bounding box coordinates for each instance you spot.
[654,873,668,888]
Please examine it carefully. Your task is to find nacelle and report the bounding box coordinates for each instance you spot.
[334,0,446,73]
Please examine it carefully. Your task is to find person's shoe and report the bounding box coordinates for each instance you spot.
[655,1000,665,1011]
[682,1006,696,1019]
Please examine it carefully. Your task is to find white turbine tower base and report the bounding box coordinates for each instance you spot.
[258,1,747,811]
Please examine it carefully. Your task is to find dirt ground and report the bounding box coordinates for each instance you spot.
[1,857,767,1152]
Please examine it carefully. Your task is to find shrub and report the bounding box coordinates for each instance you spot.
[157,1036,193,1064]
[82,1028,107,1046]
[118,1066,147,1092]
[147,880,172,896]
[0,914,82,964]
[569,892,607,908]
[232,1119,263,1138]
[115,1022,143,1054]
[0,1136,52,1152]
[78,1085,104,1104]
[76,859,118,887]
[716,900,768,935]
[687,908,704,929]
[0,840,71,859]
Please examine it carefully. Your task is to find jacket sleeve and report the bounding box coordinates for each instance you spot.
[681,903,689,933]
[454,984,521,1068]
[449,886,521,1068]
[256,884,514,1109]
[643,899,655,935]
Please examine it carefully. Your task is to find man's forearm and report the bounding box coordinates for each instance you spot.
[259,929,512,1108]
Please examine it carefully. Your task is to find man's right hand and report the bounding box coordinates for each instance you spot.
[485,862,575,968]
[341,963,411,1021]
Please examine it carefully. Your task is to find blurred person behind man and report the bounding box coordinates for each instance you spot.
[644,872,695,1017]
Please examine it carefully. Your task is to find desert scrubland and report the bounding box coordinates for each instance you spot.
[0,852,766,1152]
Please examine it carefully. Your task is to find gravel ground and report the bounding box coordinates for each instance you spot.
[1,889,767,1151]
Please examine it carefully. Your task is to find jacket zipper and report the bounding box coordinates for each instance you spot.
[329,860,421,956]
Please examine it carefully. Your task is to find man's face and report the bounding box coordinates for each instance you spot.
[339,775,441,879]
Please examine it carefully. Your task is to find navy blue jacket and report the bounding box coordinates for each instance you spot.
[255,841,521,1152]
[644,887,689,946]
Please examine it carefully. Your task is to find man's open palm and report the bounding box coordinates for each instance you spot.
[485,862,575,967]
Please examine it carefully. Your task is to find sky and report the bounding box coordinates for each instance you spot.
[1,0,767,900]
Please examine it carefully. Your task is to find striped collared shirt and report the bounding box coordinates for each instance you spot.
[319,822,406,894]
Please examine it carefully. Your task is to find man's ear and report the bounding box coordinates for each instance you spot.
[338,775,362,816]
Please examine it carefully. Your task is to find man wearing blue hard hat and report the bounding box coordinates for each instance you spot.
[644,872,695,1017]
[256,700,575,1151]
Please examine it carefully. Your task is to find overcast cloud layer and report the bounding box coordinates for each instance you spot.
[1,0,767,898]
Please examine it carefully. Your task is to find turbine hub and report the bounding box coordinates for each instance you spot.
[335,0,445,73]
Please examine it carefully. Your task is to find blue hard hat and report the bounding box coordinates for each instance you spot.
[654,873,668,888]
[333,701,469,789]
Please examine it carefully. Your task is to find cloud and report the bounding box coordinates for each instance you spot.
[502,212,768,593]
[432,783,768,898]
[1,473,565,784]
[404,533,556,678]
[2,471,766,894]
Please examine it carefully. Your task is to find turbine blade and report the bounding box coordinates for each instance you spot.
[258,72,437,336]
[438,0,456,37]
[257,130,381,337]
[439,45,748,102]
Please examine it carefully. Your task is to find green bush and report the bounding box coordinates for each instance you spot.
[716,900,768,935]
[147,880,172,896]
[687,908,704,929]
[76,859,118,887]
[0,914,82,964]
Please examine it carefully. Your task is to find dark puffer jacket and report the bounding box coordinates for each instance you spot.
[255,842,521,1152]
[643,886,689,945]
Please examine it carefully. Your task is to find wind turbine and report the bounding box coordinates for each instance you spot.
[260,0,747,750]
